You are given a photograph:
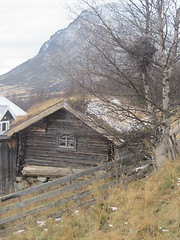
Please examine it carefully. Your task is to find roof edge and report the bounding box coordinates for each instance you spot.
[6,100,123,146]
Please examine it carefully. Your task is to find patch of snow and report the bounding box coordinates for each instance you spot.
[177,177,180,186]
[135,165,147,172]
[37,220,46,227]
[55,217,62,222]
[87,98,148,133]
[44,43,49,50]
[111,207,117,211]
[13,229,25,234]
[74,210,79,215]
[159,226,168,232]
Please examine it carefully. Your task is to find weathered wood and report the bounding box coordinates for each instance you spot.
[22,165,82,177]
[18,108,111,172]
[0,178,115,226]
[24,156,104,165]
[0,158,119,201]
[1,154,144,202]
[0,190,90,225]
[0,153,150,228]
[25,149,108,157]
[0,171,110,214]
[0,140,17,194]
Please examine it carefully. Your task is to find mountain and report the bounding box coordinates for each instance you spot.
[0,10,96,100]
[0,3,132,103]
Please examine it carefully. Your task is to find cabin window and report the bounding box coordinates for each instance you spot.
[0,121,10,134]
[57,134,76,149]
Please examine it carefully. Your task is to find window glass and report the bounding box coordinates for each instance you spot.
[0,121,10,133]
[58,134,75,149]
[2,123,6,131]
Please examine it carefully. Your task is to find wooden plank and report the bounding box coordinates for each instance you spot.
[26,142,108,155]
[25,138,108,148]
[24,156,103,165]
[21,165,82,177]
[0,177,97,214]
[24,156,104,165]
[0,178,115,226]
[0,190,90,225]
[24,161,97,169]
[25,149,108,157]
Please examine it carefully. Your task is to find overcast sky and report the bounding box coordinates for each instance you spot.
[0,0,78,75]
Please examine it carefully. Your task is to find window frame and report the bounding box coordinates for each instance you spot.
[0,121,10,134]
[57,133,76,150]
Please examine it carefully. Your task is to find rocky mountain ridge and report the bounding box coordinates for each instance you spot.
[0,9,95,100]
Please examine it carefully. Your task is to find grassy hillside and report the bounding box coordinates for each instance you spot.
[4,158,180,240]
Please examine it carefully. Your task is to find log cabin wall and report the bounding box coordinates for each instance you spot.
[18,108,113,170]
[0,139,17,194]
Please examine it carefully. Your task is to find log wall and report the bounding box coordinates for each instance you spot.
[19,108,112,170]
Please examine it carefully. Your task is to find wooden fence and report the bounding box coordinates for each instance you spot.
[0,154,151,233]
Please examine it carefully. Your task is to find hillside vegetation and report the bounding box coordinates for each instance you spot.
[4,158,180,240]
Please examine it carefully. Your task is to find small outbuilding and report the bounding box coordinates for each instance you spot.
[0,96,27,134]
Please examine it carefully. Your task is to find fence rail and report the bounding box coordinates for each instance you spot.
[0,153,150,229]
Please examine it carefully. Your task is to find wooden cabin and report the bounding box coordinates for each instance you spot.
[0,101,123,193]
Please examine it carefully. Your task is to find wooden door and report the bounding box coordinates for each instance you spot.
[0,139,17,194]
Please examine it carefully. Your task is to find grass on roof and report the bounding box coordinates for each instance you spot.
[10,98,63,127]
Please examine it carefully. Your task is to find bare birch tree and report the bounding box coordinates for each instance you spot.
[63,0,180,159]
[122,0,180,158]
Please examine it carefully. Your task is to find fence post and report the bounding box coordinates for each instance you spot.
[113,159,120,187]
[14,182,25,224]
[69,167,80,206]
[172,133,179,155]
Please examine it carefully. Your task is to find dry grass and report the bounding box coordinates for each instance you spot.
[10,95,89,128]
[10,98,63,127]
[2,157,180,240]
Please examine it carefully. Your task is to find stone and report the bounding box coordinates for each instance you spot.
[37,177,48,183]
[16,176,23,182]
[26,177,37,184]
[17,181,30,190]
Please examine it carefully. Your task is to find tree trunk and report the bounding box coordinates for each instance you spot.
[162,69,171,158]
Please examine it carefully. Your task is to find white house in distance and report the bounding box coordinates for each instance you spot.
[0,96,27,134]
